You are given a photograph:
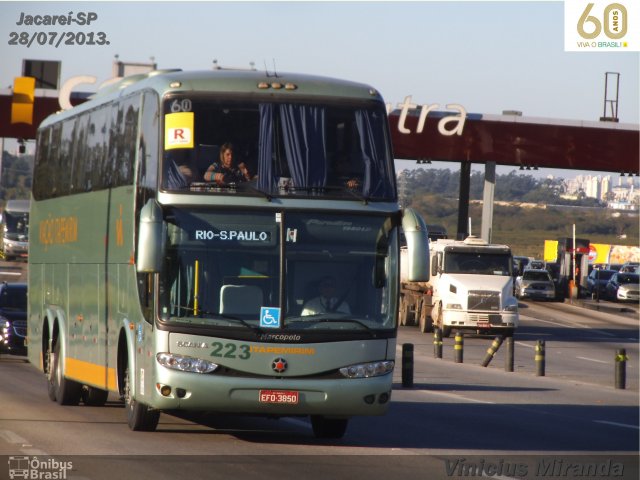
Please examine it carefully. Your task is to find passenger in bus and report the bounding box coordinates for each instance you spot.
[301,276,351,316]
[165,151,196,189]
[204,143,252,185]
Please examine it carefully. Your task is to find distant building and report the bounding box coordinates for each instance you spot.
[566,174,638,207]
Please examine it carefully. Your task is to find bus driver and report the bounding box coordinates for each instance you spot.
[204,143,252,185]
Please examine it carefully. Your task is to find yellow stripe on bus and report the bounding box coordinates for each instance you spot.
[65,357,118,391]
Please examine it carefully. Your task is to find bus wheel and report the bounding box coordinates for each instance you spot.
[47,337,82,405]
[310,416,348,439]
[124,365,159,431]
[81,386,109,406]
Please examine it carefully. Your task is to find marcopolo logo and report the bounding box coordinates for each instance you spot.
[565,0,639,51]
[7,456,73,479]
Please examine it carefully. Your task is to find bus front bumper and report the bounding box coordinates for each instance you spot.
[145,369,394,417]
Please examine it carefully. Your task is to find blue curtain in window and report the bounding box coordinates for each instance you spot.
[165,156,188,190]
[355,110,395,199]
[257,103,276,192]
[279,104,327,188]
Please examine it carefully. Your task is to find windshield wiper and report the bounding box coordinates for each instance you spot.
[287,314,375,333]
[168,305,262,333]
[244,183,274,201]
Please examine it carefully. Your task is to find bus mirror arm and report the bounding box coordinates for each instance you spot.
[402,208,430,282]
[137,199,166,273]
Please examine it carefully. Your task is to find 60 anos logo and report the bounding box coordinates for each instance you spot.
[577,2,627,39]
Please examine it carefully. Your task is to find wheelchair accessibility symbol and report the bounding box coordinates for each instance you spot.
[260,307,281,328]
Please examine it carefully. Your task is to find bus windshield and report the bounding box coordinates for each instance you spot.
[158,208,397,333]
[161,96,396,201]
[443,251,512,276]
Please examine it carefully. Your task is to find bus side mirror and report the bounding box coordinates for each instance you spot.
[137,199,165,273]
[431,260,438,277]
[401,208,429,282]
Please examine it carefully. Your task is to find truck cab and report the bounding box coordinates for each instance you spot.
[429,236,518,337]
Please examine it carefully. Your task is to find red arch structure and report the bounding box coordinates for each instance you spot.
[389,110,639,175]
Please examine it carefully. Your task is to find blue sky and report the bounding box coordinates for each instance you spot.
[1,1,638,179]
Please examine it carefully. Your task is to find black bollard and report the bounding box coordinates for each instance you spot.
[433,328,443,359]
[505,336,514,372]
[615,348,627,389]
[402,343,414,388]
[481,336,504,367]
[454,332,464,363]
[535,340,545,376]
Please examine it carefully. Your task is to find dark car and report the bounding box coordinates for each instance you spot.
[586,269,616,298]
[605,273,640,302]
[0,282,27,355]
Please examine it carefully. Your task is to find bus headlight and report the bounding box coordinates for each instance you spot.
[339,360,394,379]
[156,353,219,374]
[446,303,462,310]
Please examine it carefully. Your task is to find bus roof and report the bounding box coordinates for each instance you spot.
[39,69,385,129]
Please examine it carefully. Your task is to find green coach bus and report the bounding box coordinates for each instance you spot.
[28,69,429,438]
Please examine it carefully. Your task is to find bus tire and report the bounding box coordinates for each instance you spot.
[81,386,109,406]
[47,336,82,406]
[124,365,159,431]
[310,416,348,439]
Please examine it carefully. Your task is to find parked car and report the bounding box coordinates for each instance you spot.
[619,262,639,273]
[515,269,556,300]
[0,282,27,355]
[586,269,616,298]
[604,273,640,302]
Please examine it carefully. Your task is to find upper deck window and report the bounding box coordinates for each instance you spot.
[160,96,396,201]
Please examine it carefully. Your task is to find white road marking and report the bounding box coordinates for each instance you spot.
[533,318,584,329]
[0,430,28,444]
[412,389,496,405]
[576,356,608,364]
[0,430,49,456]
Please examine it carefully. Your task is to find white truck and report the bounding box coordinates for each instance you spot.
[400,235,518,337]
